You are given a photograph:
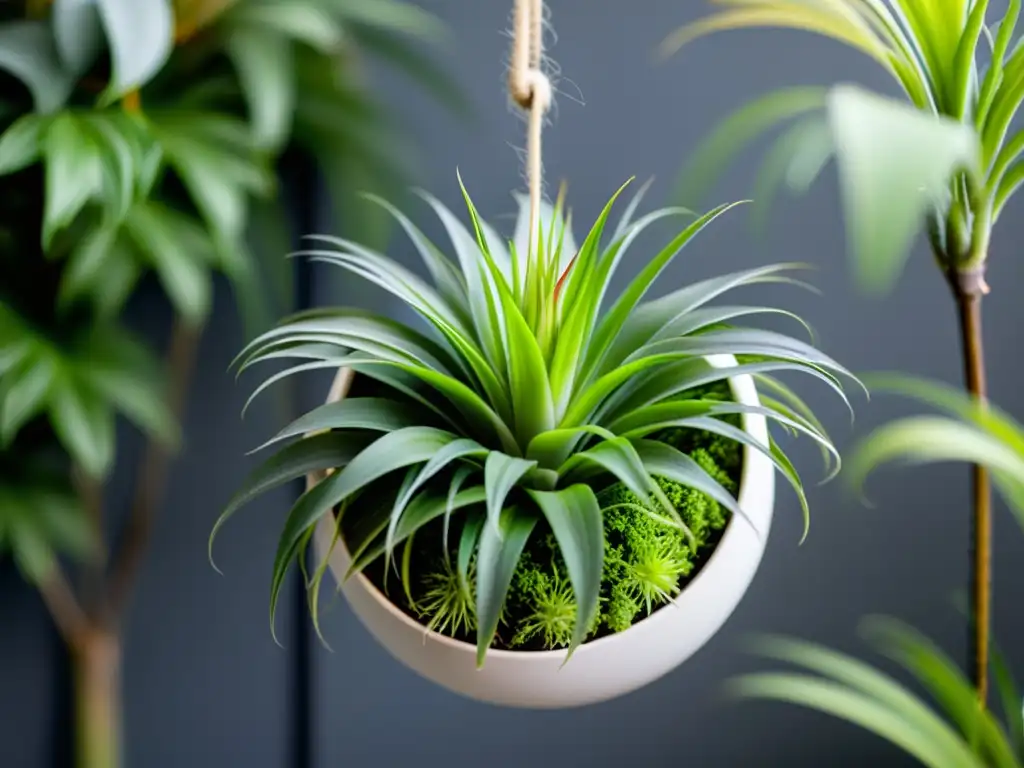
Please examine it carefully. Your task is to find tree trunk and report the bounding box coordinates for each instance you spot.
[73,627,122,768]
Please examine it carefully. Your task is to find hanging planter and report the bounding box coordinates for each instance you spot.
[213,0,856,709]
[308,359,775,708]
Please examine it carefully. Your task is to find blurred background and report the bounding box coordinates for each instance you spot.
[2,1,1023,766]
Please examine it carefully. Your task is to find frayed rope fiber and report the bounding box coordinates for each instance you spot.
[508,0,552,256]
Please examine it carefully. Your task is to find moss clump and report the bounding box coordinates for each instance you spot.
[414,556,476,638]
[380,393,743,651]
[502,424,739,648]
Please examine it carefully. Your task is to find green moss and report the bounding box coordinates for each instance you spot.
[397,399,743,651]
[415,556,476,638]
[509,557,578,649]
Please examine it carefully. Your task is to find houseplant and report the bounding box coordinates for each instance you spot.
[664,0,1024,705]
[216,0,859,709]
[726,377,1024,767]
[0,0,451,765]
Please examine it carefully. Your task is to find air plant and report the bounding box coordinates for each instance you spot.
[665,0,1024,704]
[216,174,856,665]
[728,376,1024,767]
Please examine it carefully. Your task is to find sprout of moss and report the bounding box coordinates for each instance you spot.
[627,536,694,613]
[415,556,476,638]
[510,557,578,649]
[401,419,741,650]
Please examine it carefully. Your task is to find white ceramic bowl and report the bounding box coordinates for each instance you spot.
[311,354,774,708]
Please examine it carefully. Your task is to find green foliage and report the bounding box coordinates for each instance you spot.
[596,429,734,631]
[667,0,1024,293]
[0,0,452,583]
[509,551,579,649]
[723,377,1024,766]
[222,174,856,664]
[415,555,476,638]
[0,433,92,584]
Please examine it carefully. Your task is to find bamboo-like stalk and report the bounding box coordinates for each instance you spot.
[950,265,991,706]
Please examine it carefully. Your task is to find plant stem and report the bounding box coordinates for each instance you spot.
[108,319,201,615]
[38,566,88,646]
[951,265,991,707]
[72,627,121,768]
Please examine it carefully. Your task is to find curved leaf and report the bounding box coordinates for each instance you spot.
[827,85,980,293]
[475,507,536,666]
[269,427,457,630]
[527,485,604,656]
[0,21,76,114]
[250,397,429,453]
[96,0,174,96]
[484,452,537,534]
[210,431,373,567]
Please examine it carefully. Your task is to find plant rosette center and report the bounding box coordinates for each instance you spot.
[214,175,855,667]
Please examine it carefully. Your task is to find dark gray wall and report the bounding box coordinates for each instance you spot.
[3,1,1024,766]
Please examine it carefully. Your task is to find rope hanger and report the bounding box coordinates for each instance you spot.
[508,0,552,253]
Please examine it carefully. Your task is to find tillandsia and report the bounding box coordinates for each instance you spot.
[664,0,1024,706]
[726,377,1024,768]
[215,174,859,665]
[664,0,1024,294]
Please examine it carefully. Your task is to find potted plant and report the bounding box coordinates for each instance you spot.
[726,378,1024,767]
[664,0,1024,705]
[217,0,859,709]
[215,159,861,705]
[0,0,452,765]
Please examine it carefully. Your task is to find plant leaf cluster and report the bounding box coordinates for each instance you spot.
[666,0,1024,293]
[728,376,1024,766]
[0,0,451,584]
[217,176,857,665]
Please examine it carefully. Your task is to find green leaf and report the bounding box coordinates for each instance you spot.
[0,115,46,176]
[53,0,104,76]
[632,439,751,535]
[1,353,54,443]
[849,416,1024,513]
[231,1,343,51]
[8,506,56,583]
[346,486,487,576]
[82,113,137,224]
[827,85,980,293]
[750,114,833,231]
[50,374,115,478]
[81,338,178,447]
[475,507,536,666]
[43,114,103,247]
[991,644,1024,758]
[31,489,93,557]
[673,86,827,207]
[729,673,977,768]
[251,397,428,453]
[560,436,676,523]
[862,617,1018,767]
[58,225,120,308]
[584,202,746,384]
[125,203,213,323]
[210,432,373,568]
[738,634,982,768]
[384,438,486,566]
[95,0,174,96]
[226,26,295,151]
[0,21,76,113]
[333,0,447,41]
[484,452,537,534]
[526,485,604,656]
[268,426,456,633]
[950,0,989,119]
